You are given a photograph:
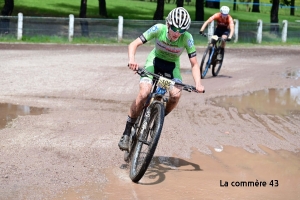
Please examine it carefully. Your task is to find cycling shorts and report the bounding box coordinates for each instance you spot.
[214,28,230,37]
[140,52,182,84]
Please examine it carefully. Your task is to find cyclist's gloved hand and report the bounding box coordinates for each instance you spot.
[199,31,203,35]
[227,37,232,42]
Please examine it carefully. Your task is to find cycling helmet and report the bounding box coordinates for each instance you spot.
[166,7,191,30]
[220,6,230,15]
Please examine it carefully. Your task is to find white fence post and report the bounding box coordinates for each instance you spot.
[17,13,23,40]
[282,20,288,43]
[118,16,123,42]
[69,14,74,42]
[257,19,263,43]
[234,19,239,43]
[207,21,214,42]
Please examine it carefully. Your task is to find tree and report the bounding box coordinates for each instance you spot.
[79,0,89,36]
[153,0,165,20]
[99,0,107,17]
[270,0,279,34]
[252,0,260,12]
[233,0,237,11]
[0,0,14,34]
[290,0,295,15]
[195,0,204,21]
[176,0,184,7]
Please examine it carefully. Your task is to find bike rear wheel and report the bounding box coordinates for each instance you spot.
[200,46,212,79]
[129,102,164,182]
[212,50,224,77]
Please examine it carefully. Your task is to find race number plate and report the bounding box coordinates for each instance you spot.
[157,76,175,91]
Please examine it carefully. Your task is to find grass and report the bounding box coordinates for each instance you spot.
[11,0,300,22]
[2,0,300,45]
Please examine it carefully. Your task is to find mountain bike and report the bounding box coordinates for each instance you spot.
[124,67,204,183]
[200,34,229,79]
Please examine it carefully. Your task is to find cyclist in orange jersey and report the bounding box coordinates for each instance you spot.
[199,6,234,60]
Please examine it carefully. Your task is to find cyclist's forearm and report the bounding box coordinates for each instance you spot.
[200,21,209,32]
[128,38,143,62]
[191,62,201,86]
[229,25,234,38]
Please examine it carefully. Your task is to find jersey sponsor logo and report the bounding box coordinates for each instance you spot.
[157,41,182,53]
[187,39,194,48]
[147,25,159,34]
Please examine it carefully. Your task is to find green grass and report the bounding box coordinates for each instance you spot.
[2,0,299,45]
[11,0,300,22]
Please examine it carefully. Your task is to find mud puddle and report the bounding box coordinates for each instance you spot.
[53,146,300,200]
[210,87,300,116]
[0,103,48,129]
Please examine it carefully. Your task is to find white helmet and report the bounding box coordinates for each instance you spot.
[166,7,191,30]
[220,6,230,15]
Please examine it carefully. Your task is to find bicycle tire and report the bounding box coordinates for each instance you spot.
[129,102,164,182]
[200,46,212,79]
[212,49,224,77]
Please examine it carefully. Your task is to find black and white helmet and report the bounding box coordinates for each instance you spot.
[166,7,191,30]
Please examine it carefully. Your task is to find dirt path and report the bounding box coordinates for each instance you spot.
[0,43,299,200]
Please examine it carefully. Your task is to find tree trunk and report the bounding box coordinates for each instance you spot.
[270,0,279,35]
[176,0,184,7]
[99,0,107,17]
[290,0,295,16]
[153,0,164,20]
[252,0,260,12]
[79,0,89,37]
[195,0,204,21]
[233,0,237,11]
[0,0,14,34]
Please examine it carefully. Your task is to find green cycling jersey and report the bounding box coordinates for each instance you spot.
[139,23,197,81]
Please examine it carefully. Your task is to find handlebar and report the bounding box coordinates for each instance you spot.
[136,67,205,93]
[200,33,231,42]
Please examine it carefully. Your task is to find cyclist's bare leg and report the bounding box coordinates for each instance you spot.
[118,82,152,151]
[129,82,152,118]
[165,86,182,116]
[221,35,228,48]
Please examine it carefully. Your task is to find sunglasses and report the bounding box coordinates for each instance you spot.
[170,25,186,34]
[221,14,228,17]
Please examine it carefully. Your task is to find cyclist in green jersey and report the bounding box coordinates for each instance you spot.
[118,7,205,151]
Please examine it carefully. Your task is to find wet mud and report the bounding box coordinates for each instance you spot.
[0,44,299,200]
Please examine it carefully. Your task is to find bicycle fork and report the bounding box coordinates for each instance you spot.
[208,47,216,67]
[138,107,151,145]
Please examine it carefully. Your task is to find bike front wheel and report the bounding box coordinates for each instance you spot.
[212,50,224,77]
[200,46,212,79]
[129,102,164,183]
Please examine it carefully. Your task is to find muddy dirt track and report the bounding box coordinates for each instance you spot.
[0,43,299,200]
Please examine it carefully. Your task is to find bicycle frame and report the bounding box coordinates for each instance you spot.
[200,35,224,79]
[125,68,202,182]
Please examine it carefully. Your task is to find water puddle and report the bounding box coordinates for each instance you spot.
[0,103,48,130]
[210,87,300,116]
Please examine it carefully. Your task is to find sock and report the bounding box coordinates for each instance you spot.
[123,116,137,136]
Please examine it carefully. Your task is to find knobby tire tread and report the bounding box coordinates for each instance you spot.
[129,102,164,183]
[200,46,212,79]
[212,49,224,77]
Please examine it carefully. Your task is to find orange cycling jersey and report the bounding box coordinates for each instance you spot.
[208,13,234,29]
